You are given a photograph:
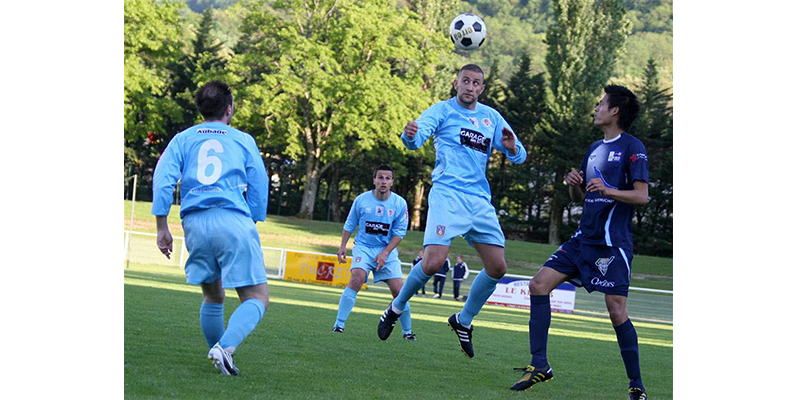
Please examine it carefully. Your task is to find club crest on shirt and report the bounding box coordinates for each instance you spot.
[376,206,384,216]
[481,118,491,127]
[355,256,362,264]
[595,256,615,276]
[388,209,394,216]
[436,225,446,237]
[607,151,622,162]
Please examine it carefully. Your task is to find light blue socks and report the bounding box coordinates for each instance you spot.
[219,298,265,350]
[335,287,358,328]
[393,263,433,311]
[200,302,225,349]
[398,303,412,334]
[458,270,500,327]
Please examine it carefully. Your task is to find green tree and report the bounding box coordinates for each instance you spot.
[124,0,187,195]
[534,0,631,245]
[403,0,459,230]
[229,0,449,219]
[631,58,672,256]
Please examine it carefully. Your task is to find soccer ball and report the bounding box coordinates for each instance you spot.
[449,13,487,51]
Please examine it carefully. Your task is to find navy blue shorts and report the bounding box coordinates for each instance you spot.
[543,236,633,296]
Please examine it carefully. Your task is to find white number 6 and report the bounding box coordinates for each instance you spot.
[197,139,224,185]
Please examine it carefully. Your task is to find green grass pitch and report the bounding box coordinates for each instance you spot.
[125,263,673,399]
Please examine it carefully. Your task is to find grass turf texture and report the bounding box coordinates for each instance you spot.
[124,201,672,291]
[125,263,673,399]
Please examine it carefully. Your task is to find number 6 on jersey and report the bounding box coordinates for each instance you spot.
[197,139,224,185]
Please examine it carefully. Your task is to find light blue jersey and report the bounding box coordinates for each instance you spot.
[151,121,268,220]
[343,191,408,248]
[401,97,526,200]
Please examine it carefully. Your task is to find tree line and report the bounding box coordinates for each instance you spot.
[124,0,673,257]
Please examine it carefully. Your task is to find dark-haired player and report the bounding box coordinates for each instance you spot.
[333,165,415,340]
[510,85,649,400]
[377,64,526,357]
[152,80,269,376]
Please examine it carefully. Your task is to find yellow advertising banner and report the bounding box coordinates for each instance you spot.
[283,250,365,289]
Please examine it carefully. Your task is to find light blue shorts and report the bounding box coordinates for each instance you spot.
[182,207,268,289]
[350,245,403,284]
[423,184,505,248]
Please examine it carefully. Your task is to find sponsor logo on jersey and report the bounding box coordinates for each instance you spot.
[630,153,648,162]
[608,151,622,162]
[481,118,491,127]
[436,225,446,237]
[197,128,228,135]
[590,277,616,288]
[459,128,491,154]
[376,206,384,216]
[595,256,615,276]
[365,221,390,236]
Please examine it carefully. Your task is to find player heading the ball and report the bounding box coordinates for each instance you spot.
[377,64,526,358]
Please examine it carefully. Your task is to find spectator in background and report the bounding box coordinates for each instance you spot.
[452,255,470,301]
[432,257,451,298]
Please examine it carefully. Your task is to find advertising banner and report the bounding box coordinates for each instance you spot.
[283,250,365,289]
[486,277,575,314]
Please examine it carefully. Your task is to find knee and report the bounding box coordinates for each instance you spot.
[421,258,443,276]
[528,277,548,296]
[606,301,627,325]
[347,276,365,292]
[203,293,225,304]
[485,262,506,279]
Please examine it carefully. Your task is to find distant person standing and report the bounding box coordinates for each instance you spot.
[432,258,451,298]
[151,80,269,376]
[452,255,470,301]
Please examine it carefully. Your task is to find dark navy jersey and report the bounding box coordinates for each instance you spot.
[452,262,469,280]
[576,133,649,250]
[434,259,451,277]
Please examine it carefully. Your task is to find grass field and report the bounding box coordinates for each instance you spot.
[124,201,673,291]
[125,263,673,399]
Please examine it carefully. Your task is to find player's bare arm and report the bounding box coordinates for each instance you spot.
[156,215,173,259]
[338,230,353,264]
[566,170,586,202]
[586,179,649,206]
[404,121,418,139]
[375,236,403,271]
[501,127,518,156]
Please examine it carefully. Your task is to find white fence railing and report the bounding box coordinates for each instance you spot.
[124,230,672,323]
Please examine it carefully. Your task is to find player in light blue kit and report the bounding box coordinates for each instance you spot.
[333,166,416,340]
[152,81,269,376]
[376,64,526,357]
[510,85,649,400]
